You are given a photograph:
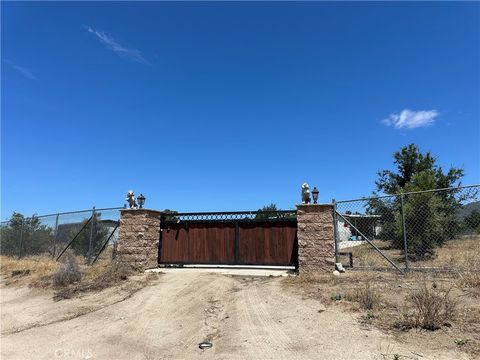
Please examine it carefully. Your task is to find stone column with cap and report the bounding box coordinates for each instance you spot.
[117,209,161,270]
[296,204,335,273]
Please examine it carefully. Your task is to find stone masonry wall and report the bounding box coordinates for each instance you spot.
[296,204,335,273]
[117,209,161,270]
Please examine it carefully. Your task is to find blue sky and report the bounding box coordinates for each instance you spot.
[2,2,479,218]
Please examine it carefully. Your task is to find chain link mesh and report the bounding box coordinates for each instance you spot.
[335,185,480,271]
[0,208,122,264]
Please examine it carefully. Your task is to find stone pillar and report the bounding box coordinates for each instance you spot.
[117,209,162,270]
[296,204,335,273]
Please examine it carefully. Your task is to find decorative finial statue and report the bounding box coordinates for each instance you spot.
[126,190,138,209]
[301,183,311,204]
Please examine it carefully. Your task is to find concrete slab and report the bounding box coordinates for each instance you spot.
[181,264,295,270]
[145,266,295,277]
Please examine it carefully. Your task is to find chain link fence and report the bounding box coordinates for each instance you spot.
[334,185,480,272]
[2,185,479,271]
[0,207,122,264]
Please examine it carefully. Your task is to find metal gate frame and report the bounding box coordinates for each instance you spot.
[333,205,404,274]
[158,210,298,266]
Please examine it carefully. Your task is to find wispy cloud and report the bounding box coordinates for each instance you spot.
[3,59,36,80]
[84,26,149,64]
[382,109,439,129]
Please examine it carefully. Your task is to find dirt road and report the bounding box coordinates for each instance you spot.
[0,271,469,360]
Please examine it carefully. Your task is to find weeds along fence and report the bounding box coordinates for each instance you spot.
[0,207,123,264]
[335,185,480,272]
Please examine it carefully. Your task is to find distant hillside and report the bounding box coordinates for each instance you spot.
[457,201,480,219]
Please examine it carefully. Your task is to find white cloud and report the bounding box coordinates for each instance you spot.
[84,26,149,64]
[382,109,439,129]
[4,59,36,80]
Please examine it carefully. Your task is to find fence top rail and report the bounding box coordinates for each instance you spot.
[162,210,298,222]
[167,210,297,216]
[2,206,125,222]
[335,184,479,204]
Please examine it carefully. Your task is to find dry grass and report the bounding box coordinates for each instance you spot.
[402,283,458,330]
[456,271,480,294]
[53,260,136,300]
[283,271,386,306]
[346,281,382,310]
[342,236,480,270]
[0,254,148,301]
[283,270,480,357]
[0,255,59,287]
[425,237,480,270]
[344,240,404,268]
[83,258,131,283]
[52,253,83,288]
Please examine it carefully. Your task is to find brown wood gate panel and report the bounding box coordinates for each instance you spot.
[238,221,297,266]
[159,223,235,264]
[159,211,298,267]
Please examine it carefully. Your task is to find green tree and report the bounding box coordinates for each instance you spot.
[370,144,465,258]
[463,210,480,234]
[0,212,53,256]
[24,215,55,255]
[69,212,109,259]
[255,203,280,220]
[0,213,24,256]
[375,144,464,194]
[161,209,178,221]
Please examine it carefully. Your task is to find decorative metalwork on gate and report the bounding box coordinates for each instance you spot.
[161,210,297,224]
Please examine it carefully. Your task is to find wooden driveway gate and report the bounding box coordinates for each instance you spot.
[159,211,298,266]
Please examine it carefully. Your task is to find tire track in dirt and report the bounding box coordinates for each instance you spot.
[175,275,230,351]
[255,281,325,353]
[118,272,236,358]
[248,282,301,356]
[121,273,215,352]
[236,284,271,359]
[235,278,300,360]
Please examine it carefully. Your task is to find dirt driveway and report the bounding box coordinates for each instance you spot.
[0,271,469,360]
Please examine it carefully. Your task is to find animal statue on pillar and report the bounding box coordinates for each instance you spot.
[301,183,311,204]
[126,190,138,209]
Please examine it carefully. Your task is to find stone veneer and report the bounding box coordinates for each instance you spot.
[117,209,161,270]
[296,204,335,273]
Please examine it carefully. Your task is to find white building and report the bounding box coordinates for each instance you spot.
[336,213,382,249]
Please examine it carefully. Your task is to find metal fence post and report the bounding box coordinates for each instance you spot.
[234,221,240,264]
[87,207,96,263]
[52,213,60,258]
[332,198,340,264]
[18,218,25,259]
[400,193,409,271]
